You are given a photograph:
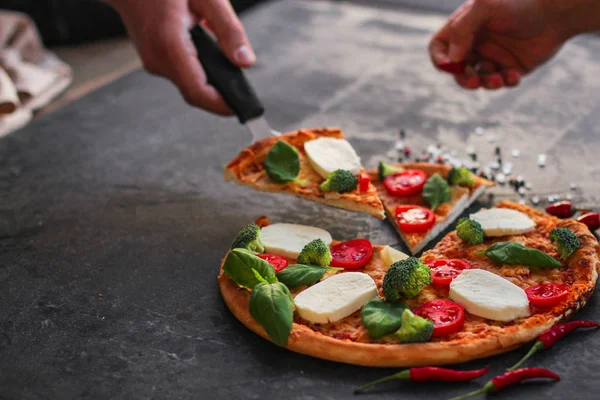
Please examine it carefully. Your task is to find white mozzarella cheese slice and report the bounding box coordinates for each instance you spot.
[381,245,409,267]
[294,272,378,324]
[260,223,332,259]
[304,138,362,179]
[449,269,530,322]
[470,208,535,237]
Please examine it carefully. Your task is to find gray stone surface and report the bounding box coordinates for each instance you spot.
[1,1,599,399]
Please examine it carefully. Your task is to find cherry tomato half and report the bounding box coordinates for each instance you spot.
[383,169,427,196]
[257,253,289,272]
[427,259,472,286]
[396,205,436,233]
[525,283,569,308]
[414,299,465,337]
[330,239,374,269]
[359,173,371,192]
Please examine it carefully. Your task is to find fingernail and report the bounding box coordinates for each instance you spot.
[448,44,461,63]
[234,45,256,65]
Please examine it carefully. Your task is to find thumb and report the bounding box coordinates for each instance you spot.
[448,0,494,62]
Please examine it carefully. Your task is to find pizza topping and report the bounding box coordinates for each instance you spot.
[319,169,358,193]
[275,264,342,288]
[480,241,562,268]
[451,368,560,400]
[223,248,278,290]
[231,222,265,253]
[257,254,289,272]
[382,257,432,301]
[383,169,427,196]
[260,223,332,259]
[427,259,472,286]
[297,239,332,267]
[437,60,467,74]
[330,239,374,269]
[525,284,569,308]
[422,173,451,211]
[395,205,436,233]
[358,172,370,192]
[414,299,465,337]
[304,137,361,179]
[355,366,490,393]
[470,208,535,237]
[448,269,530,322]
[447,167,475,188]
[549,228,580,260]
[361,298,407,339]
[380,245,409,267]
[293,272,377,324]
[545,201,577,218]
[264,141,303,184]
[456,218,484,245]
[395,309,434,343]
[377,161,403,181]
[507,320,600,371]
[577,212,600,232]
[249,282,294,347]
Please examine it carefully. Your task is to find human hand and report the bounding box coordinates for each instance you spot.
[106,0,255,115]
[429,0,600,90]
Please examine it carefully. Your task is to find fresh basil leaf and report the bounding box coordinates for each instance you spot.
[264,141,301,183]
[483,241,563,268]
[249,282,294,347]
[361,298,408,339]
[223,248,277,289]
[423,173,450,211]
[276,264,341,288]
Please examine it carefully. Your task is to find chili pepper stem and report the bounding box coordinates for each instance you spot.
[449,382,495,400]
[353,370,410,393]
[507,341,545,371]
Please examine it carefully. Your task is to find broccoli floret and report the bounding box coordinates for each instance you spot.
[297,239,332,266]
[231,223,265,253]
[319,169,358,193]
[395,309,434,343]
[447,167,475,188]
[378,161,402,181]
[549,228,581,260]
[382,257,432,302]
[456,218,484,245]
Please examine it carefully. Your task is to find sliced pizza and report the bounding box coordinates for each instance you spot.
[224,127,385,219]
[368,162,494,254]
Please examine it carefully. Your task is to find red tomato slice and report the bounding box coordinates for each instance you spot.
[383,169,427,196]
[257,253,289,272]
[427,259,472,286]
[414,299,465,337]
[330,239,373,269]
[359,172,371,192]
[525,284,569,308]
[395,205,436,233]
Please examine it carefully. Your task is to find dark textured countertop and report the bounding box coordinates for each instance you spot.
[1,1,599,399]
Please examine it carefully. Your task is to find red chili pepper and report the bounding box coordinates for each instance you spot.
[506,320,600,371]
[438,60,467,75]
[545,201,577,218]
[354,366,489,393]
[577,212,600,231]
[358,172,370,192]
[450,368,560,400]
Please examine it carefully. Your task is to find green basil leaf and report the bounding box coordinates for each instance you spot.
[249,282,294,347]
[361,298,407,339]
[484,241,563,268]
[276,264,341,288]
[223,248,277,289]
[423,173,450,211]
[264,141,301,183]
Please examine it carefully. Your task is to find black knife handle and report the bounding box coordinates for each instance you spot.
[190,26,264,123]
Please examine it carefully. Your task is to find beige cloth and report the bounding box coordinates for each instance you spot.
[0,11,72,137]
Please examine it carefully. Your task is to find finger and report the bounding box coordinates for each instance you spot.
[448,0,495,62]
[455,73,481,90]
[474,40,527,73]
[429,37,450,67]
[191,0,256,68]
[474,59,497,74]
[482,73,504,90]
[502,69,521,87]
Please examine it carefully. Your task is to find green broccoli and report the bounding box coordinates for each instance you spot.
[319,169,358,193]
[297,239,332,266]
[549,228,581,260]
[447,167,475,188]
[456,218,484,245]
[378,161,402,181]
[382,257,432,302]
[231,223,265,253]
[395,309,434,343]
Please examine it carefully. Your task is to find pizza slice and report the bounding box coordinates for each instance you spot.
[225,127,385,219]
[368,162,494,254]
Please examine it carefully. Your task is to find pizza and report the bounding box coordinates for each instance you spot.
[224,127,385,219]
[217,201,599,367]
[368,162,494,254]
